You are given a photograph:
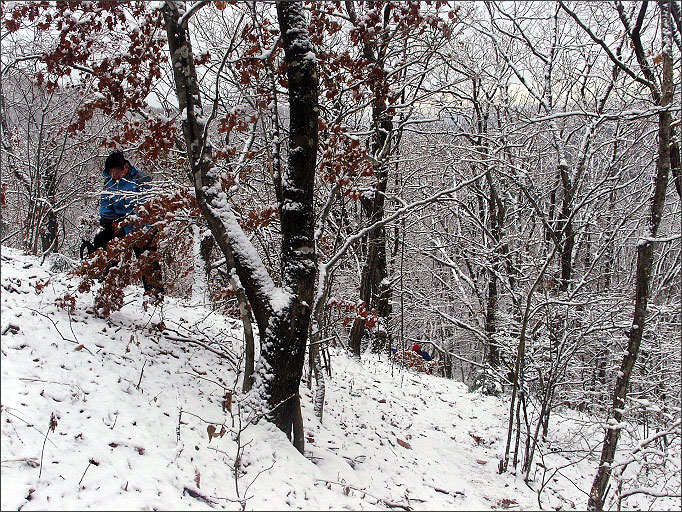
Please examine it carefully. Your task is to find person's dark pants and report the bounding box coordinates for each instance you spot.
[92,222,117,253]
[96,223,164,297]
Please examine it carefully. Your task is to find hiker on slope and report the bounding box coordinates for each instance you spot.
[83,150,163,298]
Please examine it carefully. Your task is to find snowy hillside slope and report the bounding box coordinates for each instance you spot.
[1,247,677,511]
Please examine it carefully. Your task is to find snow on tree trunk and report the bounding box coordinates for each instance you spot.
[588,2,674,509]
[346,1,393,357]
[255,0,318,451]
[190,224,208,305]
[163,0,318,454]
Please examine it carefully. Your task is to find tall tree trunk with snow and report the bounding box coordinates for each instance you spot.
[556,163,575,292]
[347,1,393,357]
[588,1,674,509]
[261,0,318,449]
[483,170,504,385]
[163,0,318,452]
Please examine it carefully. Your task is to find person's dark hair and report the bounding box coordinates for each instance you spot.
[105,151,126,173]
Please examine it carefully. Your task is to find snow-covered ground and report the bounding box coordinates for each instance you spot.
[1,247,679,510]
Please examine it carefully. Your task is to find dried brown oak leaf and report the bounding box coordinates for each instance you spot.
[396,438,412,449]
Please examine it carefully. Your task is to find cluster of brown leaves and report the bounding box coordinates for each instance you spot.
[68,190,200,317]
[326,298,379,329]
[105,119,181,164]
[319,124,373,188]
[392,350,442,375]
[3,2,166,133]
[240,205,279,232]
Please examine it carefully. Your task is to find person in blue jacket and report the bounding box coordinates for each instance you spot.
[99,150,152,234]
[412,343,433,361]
[90,150,163,298]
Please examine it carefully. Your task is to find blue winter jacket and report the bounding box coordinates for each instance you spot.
[99,165,152,234]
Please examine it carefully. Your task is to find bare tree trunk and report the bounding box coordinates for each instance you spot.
[238,280,256,394]
[557,164,575,292]
[347,1,393,357]
[39,159,58,256]
[588,2,674,508]
[191,224,209,304]
[163,0,318,453]
[262,0,318,449]
[671,127,681,198]
[484,169,504,375]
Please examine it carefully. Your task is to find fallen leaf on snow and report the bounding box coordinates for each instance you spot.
[498,497,518,509]
[470,433,486,445]
[396,438,412,449]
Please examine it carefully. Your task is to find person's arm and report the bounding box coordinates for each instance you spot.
[100,176,125,234]
[131,168,153,214]
[99,184,116,227]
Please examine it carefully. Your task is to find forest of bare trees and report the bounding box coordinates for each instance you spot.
[1,1,680,510]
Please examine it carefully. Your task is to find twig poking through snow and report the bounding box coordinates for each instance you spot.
[315,479,414,510]
[136,358,147,390]
[78,458,99,486]
[27,308,78,344]
[383,500,414,511]
[38,412,57,479]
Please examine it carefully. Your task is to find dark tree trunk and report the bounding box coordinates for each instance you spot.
[484,170,505,372]
[347,1,393,357]
[485,271,500,367]
[588,2,673,507]
[671,127,681,198]
[558,163,574,292]
[163,1,318,453]
[40,161,58,255]
[261,1,318,449]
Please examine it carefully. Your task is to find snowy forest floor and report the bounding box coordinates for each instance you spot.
[1,246,679,511]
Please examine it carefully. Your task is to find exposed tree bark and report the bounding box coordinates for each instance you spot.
[236,272,256,394]
[163,0,318,453]
[347,1,393,356]
[40,159,58,256]
[557,162,575,292]
[191,225,209,304]
[484,173,503,372]
[588,1,674,508]
[671,127,681,199]
[262,0,318,448]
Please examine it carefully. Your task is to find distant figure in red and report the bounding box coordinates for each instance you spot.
[412,343,433,361]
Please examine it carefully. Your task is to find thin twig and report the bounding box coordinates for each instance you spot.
[183,486,218,507]
[179,371,230,390]
[136,358,147,390]
[316,479,413,511]
[78,460,92,485]
[181,410,230,429]
[2,408,57,447]
[27,308,78,344]
[39,412,56,479]
[1,457,39,467]
[164,333,237,368]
